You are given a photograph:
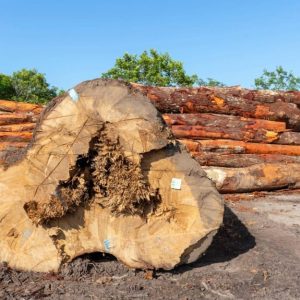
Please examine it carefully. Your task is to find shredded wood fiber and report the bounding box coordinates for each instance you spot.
[24,125,161,224]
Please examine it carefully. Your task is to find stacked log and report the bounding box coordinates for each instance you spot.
[133,84,300,193]
[0,100,42,165]
[1,84,300,194]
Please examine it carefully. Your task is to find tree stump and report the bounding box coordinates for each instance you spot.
[0,79,223,272]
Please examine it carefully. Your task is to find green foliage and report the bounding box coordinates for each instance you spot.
[197,77,225,87]
[254,66,300,91]
[10,69,59,104]
[0,74,14,99]
[102,49,199,86]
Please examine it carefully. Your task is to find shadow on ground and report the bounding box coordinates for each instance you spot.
[173,205,256,273]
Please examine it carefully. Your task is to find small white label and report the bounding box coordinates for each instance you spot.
[68,88,79,102]
[171,178,182,190]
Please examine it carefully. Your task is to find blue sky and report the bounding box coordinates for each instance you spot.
[1,0,300,89]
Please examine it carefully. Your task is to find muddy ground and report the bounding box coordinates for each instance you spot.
[1,193,299,299]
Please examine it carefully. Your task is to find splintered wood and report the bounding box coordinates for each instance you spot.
[0,80,223,272]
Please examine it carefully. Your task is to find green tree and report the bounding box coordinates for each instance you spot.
[10,69,60,104]
[101,49,199,86]
[0,74,14,99]
[198,77,225,87]
[254,66,300,91]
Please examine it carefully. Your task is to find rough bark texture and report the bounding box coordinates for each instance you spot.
[171,125,279,143]
[192,152,300,168]
[0,79,223,273]
[163,113,287,132]
[203,163,300,193]
[181,139,300,156]
[275,131,300,145]
[133,85,300,129]
[0,84,300,196]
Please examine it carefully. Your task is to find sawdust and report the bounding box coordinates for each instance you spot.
[24,124,161,224]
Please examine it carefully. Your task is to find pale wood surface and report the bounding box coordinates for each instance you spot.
[0,79,223,272]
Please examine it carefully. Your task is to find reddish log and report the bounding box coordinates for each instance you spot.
[180,139,300,156]
[275,132,300,145]
[223,189,300,202]
[0,100,43,114]
[0,123,36,132]
[0,113,39,125]
[192,152,300,168]
[171,125,279,143]
[133,85,300,129]
[163,113,286,132]
[0,132,33,142]
[203,163,300,193]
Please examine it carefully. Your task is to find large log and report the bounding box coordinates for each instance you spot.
[178,86,300,105]
[223,189,300,202]
[0,131,33,142]
[0,79,223,273]
[171,125,279,143]
[203,163,300,193]
[0,113,40,125]
[0,123,36,132]
[275,132,300,145]
[133,85,300,129]
[0,99,43,114]
[181,139,300,156]
[192,152,300,168]
[163,113,287,132]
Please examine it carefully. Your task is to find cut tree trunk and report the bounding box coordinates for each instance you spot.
[0,131,33,142]
[223,189,300,202]
[171,125,280,143]
[275,132,300,145]
[0,123,36,132]
[192,152,300,167]
[180,139,300,156]
[0,79,223,273]
[133,85,300,129]
[0,99,43,114]
[163,113,287,132]
[0,113,40,125]
[203,163,300,193]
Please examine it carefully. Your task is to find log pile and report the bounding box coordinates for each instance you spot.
[1,84,300,194]
[133,84,300,193]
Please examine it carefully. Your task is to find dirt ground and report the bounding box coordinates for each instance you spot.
[1,193,299,300]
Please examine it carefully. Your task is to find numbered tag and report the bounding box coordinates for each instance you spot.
[171,178,182,190]
[68,88,79,102]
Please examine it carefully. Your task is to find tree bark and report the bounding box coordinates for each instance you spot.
[203,163,300,193]
[0,123,36,132]
[0,113,39,125]
[0,131,33,142]
[0,79,223,273]
[180,139,300,156]
[0,99,43,114]
[192,152,300,168]
[163,113,286,132]
[275,131,300,145]
[133,85,300,129]
[223,189,300,202]
[171,125,280,143]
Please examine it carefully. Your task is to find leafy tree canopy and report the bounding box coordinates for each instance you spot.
[0,69,62,104]
[11,69,61,104]
[197,77,225,87]
[0,74,14,99]
[254,66,300,91]
[102,49,224,87]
